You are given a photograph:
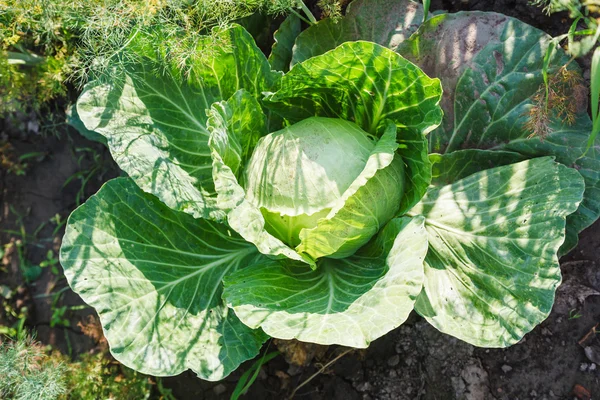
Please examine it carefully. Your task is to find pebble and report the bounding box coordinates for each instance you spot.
[213,384,227,395]
[580,363,589,372]
[387,355,400,367]
[356,382,373,392]
[590,363,597,371]
[541,328,552,336]
[501,364,513,373]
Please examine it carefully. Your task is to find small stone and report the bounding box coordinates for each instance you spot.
[389,370,397,378]
[589,363,597,371]
[287,364,303,376]
[213,384,227,395]
[530,389,538,397]
[356,382,373,392]
[258,367,268,380]
[580,363,589,372]
[542,328,552,336]
[549,390,556,397]
[387,355,400,367]
[501,364,513,373]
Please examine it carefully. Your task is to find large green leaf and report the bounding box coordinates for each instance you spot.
[223,216,427,347]
[268,14,301,72]
[207,90,265,180]
[207,91,314,267]
[429,149,525,187]
[266,41,442,136]
[76,25,279,221]
[291,0,424,65]
[396,12,599,249]
[563,140,600,253]
[60,178,267,380]
[427,148,598,255]
[66,104,107,145]
[395,126,432,214]
[397,12,588,154]
[409,157,585,347]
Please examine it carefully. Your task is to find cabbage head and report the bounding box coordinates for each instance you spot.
[245,117,405,259]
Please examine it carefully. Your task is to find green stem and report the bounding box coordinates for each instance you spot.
[422,0,431,23]
[298,0,317,24]
[289,8,313,25]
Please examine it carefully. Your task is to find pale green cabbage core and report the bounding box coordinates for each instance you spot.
[245,117,405,253]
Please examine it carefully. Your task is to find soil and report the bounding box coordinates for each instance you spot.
[0,119,117,356]
[1,1,599,399]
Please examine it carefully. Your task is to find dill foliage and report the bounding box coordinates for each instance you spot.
[0,337,67,400]
[0,335,154,400]
[0,0,312,118]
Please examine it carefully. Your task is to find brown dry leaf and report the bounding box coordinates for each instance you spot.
[78,314,108,349]
[275,370,291,390]
[2,239,20,274]
[273,339,328,367]
[554,261,600,315]
[579,324,600,365]
[573,384,591,400]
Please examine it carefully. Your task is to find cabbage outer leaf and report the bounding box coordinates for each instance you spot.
[291,0,423,65]
[395,127,432,214]
[397,11,599,253]
[427,146,600,255]
[269,14,301,72]
[76,25,279,221]
[429,149,525,187]
[60,178,267,379]
[207,91,315,267]
[410,157,585,347]
[565,139,600,253]
[223,216,427,347]
[266,41,442,136]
